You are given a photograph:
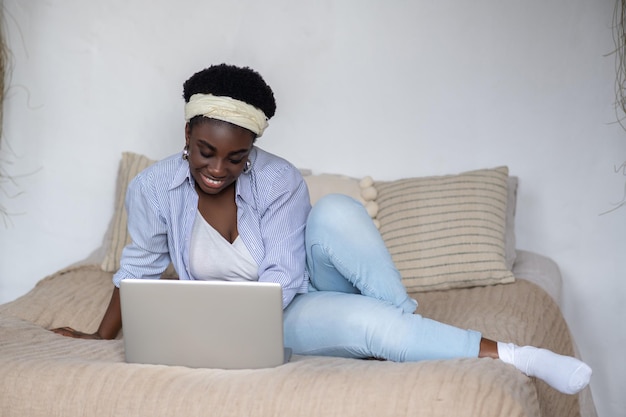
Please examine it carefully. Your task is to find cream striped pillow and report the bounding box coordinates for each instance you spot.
[375,167,515,292]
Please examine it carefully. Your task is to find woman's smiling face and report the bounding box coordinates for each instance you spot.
[185,118,255,196]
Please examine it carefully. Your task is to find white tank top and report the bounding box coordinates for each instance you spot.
[189,210,259,281]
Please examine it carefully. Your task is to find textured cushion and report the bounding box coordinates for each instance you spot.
[375,167,515,292]
[302,172,363,205]
[302,172,380,226]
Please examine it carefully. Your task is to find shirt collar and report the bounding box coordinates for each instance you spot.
[169,154,195,191]
[236,147,258,209]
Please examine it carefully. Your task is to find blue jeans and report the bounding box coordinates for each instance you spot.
[283,194,482,361]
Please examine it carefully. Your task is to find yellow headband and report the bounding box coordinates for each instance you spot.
[184,93,269,137]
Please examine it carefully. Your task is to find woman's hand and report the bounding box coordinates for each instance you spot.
[51,326,103,340]
[50,286,122,340]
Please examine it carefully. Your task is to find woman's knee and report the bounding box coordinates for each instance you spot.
[307,194,368,231]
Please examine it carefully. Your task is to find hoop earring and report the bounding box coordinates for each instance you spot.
[242,160,251,174]
[182,146,189,160]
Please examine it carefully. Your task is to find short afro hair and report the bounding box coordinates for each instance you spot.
[182,64,276,119]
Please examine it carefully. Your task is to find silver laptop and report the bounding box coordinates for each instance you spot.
[120,279,292,369]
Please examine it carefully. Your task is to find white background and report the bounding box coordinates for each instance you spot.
[1,1,624,416]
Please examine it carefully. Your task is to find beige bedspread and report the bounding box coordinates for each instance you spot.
[0,264,581,417]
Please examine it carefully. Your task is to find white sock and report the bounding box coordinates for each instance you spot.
[497,342,592,395]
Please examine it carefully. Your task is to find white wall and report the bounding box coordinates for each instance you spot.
[1,1,623,416]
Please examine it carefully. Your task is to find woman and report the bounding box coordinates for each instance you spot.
[53,64,591,395]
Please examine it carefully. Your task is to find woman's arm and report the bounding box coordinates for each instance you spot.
[255,164,311,307]
[52,162,174,339]
[51,286,122,339]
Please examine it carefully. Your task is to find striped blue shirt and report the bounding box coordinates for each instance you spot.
[112,147,311,308]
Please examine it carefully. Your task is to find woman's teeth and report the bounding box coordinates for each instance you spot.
[203,175,224,186]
